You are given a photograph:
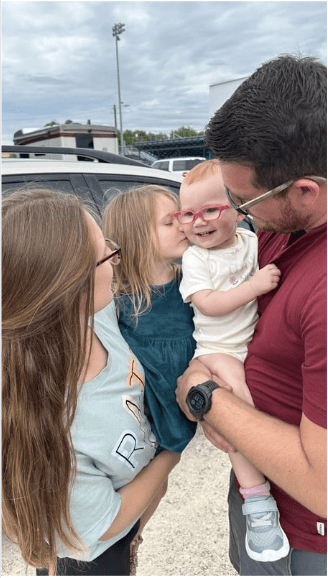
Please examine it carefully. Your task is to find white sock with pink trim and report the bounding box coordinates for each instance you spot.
[239,480,271,498]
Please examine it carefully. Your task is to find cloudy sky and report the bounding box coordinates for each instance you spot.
[2,0,327,143]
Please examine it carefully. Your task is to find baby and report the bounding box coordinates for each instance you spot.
[176,159,289,563]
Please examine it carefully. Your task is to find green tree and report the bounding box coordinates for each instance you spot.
[133,130,148,142]
[123,130,135,146]
[119,127,205,146]
[171,126,201,138]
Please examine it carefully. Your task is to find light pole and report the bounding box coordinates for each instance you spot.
[112,22,125,156]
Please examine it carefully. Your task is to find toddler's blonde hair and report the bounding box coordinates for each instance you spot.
[102,185,180,318]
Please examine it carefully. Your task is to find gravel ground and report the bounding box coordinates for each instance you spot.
[2,426,237,577]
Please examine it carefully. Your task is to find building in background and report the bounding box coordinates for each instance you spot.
[209,77,248,118]
[10,79,248,162]
[134,77,249,161]
[13,120,118,160]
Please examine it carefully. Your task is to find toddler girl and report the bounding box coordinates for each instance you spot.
[103,185,197,567]
[102,184,197,521]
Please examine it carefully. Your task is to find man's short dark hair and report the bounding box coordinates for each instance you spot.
[205,54,327,189]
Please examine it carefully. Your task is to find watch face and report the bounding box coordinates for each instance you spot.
[190,391,206,411]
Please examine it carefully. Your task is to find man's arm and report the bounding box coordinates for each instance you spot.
[176,362,327,518]
[191,264,281,316]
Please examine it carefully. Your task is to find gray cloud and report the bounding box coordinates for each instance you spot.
[2,1,327,142]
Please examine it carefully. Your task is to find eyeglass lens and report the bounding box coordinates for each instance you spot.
[96,239,121,267]
[178,206,227,224]
[106,240,121,265]
[224,188,248,215]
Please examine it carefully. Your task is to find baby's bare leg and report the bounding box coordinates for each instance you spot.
[198,353,254,406]
[198,353,265,488]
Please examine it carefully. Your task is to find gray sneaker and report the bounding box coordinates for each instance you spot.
[242,495,290,562]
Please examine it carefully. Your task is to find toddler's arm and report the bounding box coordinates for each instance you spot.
[191,264,281,316]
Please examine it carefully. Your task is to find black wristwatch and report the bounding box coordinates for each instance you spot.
[186,380,220,421]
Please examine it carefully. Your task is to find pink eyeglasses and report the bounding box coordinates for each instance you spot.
[174,204,230,225]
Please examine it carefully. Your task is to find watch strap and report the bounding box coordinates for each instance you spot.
[201,380,220,394]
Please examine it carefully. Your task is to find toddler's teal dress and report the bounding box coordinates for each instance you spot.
[116,275,197,453]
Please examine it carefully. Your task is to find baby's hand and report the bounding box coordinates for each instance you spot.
[249,264,281,296]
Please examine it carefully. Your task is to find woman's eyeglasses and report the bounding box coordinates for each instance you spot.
[96,239,121,267]
[174,204,230,225]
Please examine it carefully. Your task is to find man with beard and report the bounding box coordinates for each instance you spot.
[176,54,327,576]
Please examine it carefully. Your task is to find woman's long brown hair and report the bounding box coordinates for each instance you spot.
[2,188,97,572]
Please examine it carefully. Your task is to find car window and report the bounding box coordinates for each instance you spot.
[2,172,181,219]
[172,160,188,171]
[153,161,169,171]
[96,177,181,202]
[1,174,102,216]
[97,179,145,202]
[186,159,204,170]
[2,177,75,194]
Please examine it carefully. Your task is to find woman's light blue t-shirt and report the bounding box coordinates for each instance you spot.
[57,300,157,561]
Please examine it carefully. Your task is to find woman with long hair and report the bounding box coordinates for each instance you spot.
[2,188,179,576]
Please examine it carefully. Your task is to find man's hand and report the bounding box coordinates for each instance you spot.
[176,360,211,421]
[176,361,237,453]
[249,263,281,296]
[202,421,237,453]
[176,359,233,419]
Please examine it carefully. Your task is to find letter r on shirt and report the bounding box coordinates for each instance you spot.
[111,430,144,470]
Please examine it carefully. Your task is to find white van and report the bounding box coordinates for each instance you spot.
[151,157,206,178]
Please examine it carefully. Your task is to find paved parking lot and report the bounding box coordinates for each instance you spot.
[2,426,237,576]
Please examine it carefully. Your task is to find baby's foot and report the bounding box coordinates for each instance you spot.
[242,495,290,562]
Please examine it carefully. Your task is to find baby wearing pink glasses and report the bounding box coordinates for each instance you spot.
[176,159,289,563]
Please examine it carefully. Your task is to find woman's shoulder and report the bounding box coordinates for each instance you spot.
[92,301,119,334]
[94,299,117,321]
[93,300,132,352]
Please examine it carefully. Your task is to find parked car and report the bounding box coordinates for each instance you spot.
[2,145,254,232]
[151,157,206,178]
[2,145,183,217]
